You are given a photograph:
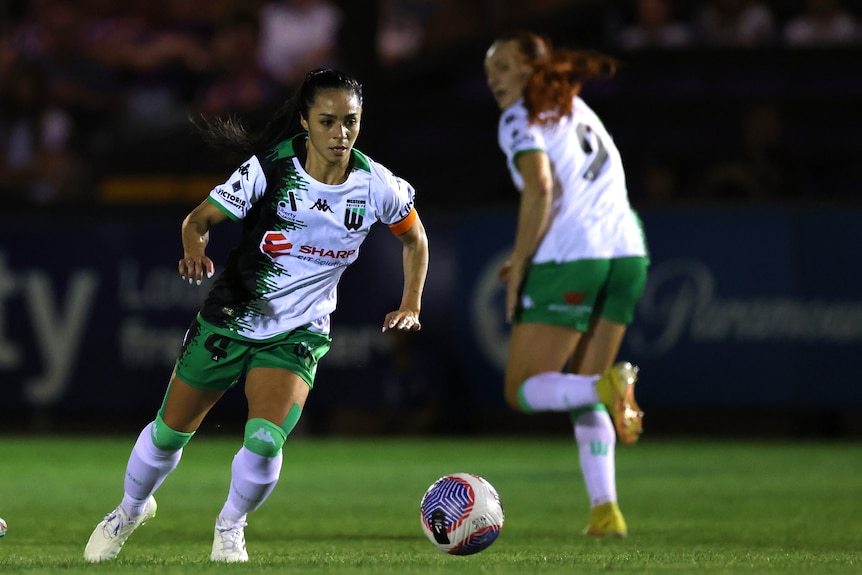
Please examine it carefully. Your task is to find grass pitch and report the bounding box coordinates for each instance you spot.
[0,435,860,574]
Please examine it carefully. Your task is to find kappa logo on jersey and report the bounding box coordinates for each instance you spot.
[261,231,293,258]
[311,198,333,212]
[503,113,516,125]
[238,163,250,179]
[344,199,365,230]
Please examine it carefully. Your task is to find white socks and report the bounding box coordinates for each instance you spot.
[218,447,283,525]
[122,422,182,517]
[519,372,618,508]
[117,424,284,526]
[519,372,601,412]
[573,408,617,507]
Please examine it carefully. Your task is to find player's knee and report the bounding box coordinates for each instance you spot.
[244,417,288,458]
[152,413,195,451]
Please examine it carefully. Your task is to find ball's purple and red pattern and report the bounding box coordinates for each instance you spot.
[419,473,503,555]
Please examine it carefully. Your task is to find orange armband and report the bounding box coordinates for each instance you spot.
[388,207,417,236]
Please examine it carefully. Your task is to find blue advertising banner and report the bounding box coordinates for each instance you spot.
[1,207,861,428]
[624,208,862,408]
[440,207,862,411]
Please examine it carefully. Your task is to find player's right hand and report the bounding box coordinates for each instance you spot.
[179,255,215,286]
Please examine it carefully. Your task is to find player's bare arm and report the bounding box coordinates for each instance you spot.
[383,211,429,332]
[507,150,553,320]
[179,199,228,285]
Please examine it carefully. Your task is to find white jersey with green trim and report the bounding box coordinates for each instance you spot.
[201,134,415,340]
[497,96,647,263]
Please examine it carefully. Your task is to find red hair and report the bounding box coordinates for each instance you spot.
[523,49,618,125]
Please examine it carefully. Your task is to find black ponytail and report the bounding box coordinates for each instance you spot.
[191,68,364,159]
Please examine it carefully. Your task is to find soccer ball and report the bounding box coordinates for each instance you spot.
[0,517,7,537]
[419,473,504,555]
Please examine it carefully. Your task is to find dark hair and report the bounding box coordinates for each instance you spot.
[191,68,363,158]
[495,30,552,67]
[496,31,618,126]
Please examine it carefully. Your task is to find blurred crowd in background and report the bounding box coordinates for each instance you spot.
[1,0,861,211]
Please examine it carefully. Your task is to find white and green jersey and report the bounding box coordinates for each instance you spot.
[202,134,416,340]
[498,96,647,263]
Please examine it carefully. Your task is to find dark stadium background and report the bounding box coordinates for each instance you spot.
[2,0,861,438]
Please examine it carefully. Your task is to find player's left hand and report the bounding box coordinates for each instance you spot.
[382,309,421,332]
[498,258,512,282]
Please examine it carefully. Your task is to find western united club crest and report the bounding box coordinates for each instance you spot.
[344,199,365,231]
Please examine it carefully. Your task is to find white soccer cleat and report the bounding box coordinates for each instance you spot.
[211,516,248,562]
[83,496,157,562]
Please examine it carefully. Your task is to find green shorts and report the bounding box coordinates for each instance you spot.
[173,316,332,391]
[517,256,649,331]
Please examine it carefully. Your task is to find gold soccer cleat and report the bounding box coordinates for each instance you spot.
[583,501,628,538]
[596,361,644,445]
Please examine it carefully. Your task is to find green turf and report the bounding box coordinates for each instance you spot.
[0,436,860,574]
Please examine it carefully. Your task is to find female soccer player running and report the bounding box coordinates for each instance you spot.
[84,68,429,562]
[484,31,648,536]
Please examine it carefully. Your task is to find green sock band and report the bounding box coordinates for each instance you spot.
[151,412,195,451]
[569,403,608,424]
[281,403,303,436]
[516,383,535,414]
[244,418,288,457]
